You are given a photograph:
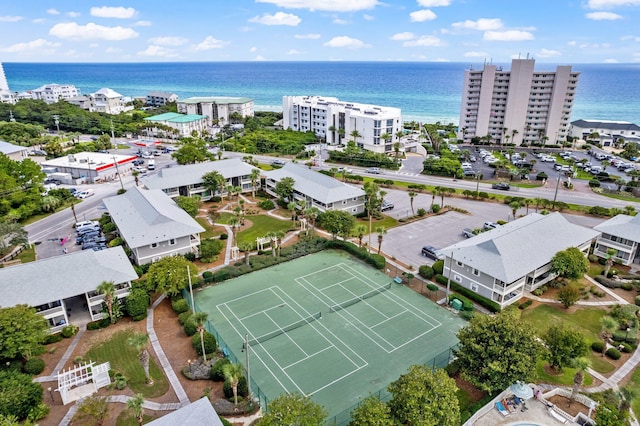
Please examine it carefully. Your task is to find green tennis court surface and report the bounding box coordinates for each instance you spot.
[194,250,466,421]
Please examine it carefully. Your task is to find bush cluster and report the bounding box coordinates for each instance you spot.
[434,274,501,312]
[636,295,640,307]
[0,370,43,420]
[44,333,63,345]
[178,311,193,325]
[202,271,214,283]
[325,240,385,270]
[591,341,604,353]
[184,320,197,336]
[125,288,149,321]
[210,358,231,381]
[172,298,190,314]
[23,358,45,375]
[258,199,275,210]
[61,325,79,338]
[606,347,621,360]
[192,331,217,356]
[418,265,434,279]
[86,317,110,330]
[518,300,533,310]
[432,260,444,275]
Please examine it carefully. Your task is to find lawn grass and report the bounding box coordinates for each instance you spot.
[195,217,220,240]
[84,329,169,398]
[535,360,594,386]
[588,352,617,374]
[588,263,605,278]
[355,215,399,231]
[116,144,130,149]
[520,304,606,343]
[236,215,296,248]
[15,245,36,263]
[629,366,640,419]
[511,182,543,188]
[115,412,154,426]
[598,191,640,202]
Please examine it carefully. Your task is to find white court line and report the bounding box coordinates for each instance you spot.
[263,310,310,357]
[282,346,333,369]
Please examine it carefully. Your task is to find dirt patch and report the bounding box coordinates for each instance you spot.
[547,394,591,419]
[454,373,487,403]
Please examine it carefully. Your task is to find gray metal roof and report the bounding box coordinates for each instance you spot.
[147,397,224,426]
[571,119,640,132]
[440,213,600,283]
[594,214,640,242]
[264,163,365,204]
[0,140,28,155]
[0,246,138,308]
[142,158,257,191]
[102,186,205,248]
[179,96,253,105]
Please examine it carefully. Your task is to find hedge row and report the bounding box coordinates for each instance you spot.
[593,275,622,288]
[325,240,386,270]
[447,294,474,311]
[434,274,501,313]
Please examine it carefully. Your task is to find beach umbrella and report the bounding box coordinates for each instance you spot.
[509,381,534,399]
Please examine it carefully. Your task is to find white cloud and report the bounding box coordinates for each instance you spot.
[418,0,451,6]
[483,30,534,41]
[256,0,379,11]
[32,18,46,24]
[254,55,266,61]
[0,16,23,22]
[249,12,301,26]
[363,14,374,21]
[90,6,137,19]
[134,20,152,26]
[105,47,121,53]
[537,48,562,57]
[403,35,442,46]
[295,33,321,39]
[586,11,623,20]
[323,36,370,48]
[587,0,640,9]
[250,46,257,52]
[137,45,178,57]
[49,22,139,40]
[0,38,60,53]
[67,12,81,18]
[452,18,503,31]
[288,49,302,54]
[192,36,228,51]
[410,9,437,22]
[333,17,349,24]
[463,51,489,57]
[391,32,415,41]
[47,9,60,15]
[604,58,619,63]
[89,43,99,47]
[148,36,188,46]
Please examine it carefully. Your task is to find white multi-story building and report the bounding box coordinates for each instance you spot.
[91,88,127,114]
[144,112,208,137]
[146,91,178,107]
[178,96,254,126]
[458,58,579,146]
[32,83,80,104]
[0,62,15,104]
[282,96,403,154]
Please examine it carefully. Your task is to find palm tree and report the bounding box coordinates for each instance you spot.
[274,230,286,257]
[350,130,361,146]
[511,129,519,145]
[126,393,145,426]
[408,191,417,216]
[127,332,152,384]
[239,242,252,266]
[393,142,402,164]
[533,197,546,212]
[376,226,386,254]
[222,363,244,408]
[569,357,590,406]
[619,386,639,413]
[354,224,367,247]
[229,217,240,246]
[600,316,619,357]
[303,207,319,234]
[192,312,209,362]
[225,184,234,200]
[603,248,617,277]
[328,125,337,144]
[97,281,116,324]
[202,170,226,199]
[509,201,521,221]
[246,169,259,198]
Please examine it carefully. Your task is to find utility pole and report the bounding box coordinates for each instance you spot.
[112,155,124,191]
[245,334,252,399]
[70,202,78,224]
[552,172,562,209]
[52,115,60,133]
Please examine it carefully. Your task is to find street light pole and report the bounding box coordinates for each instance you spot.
[552,172,562,209]
[112,155,124,191]
[245,334,252,399]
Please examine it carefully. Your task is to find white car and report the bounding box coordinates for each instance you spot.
[337,167,353,173]
[142,152,154,159]
[76,190,95,199]
[461,162,473,169]
[133,167,148,174]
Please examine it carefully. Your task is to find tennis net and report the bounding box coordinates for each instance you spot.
[329,282,392,313]
[244,311,322,348]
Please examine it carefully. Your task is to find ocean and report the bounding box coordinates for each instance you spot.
[4,61,639,125]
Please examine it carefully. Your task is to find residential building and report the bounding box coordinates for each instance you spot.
[178,96,254,126]
[264,162,366,214]
[458,58,579,146]
[146,91,178,107]
[67,95,93,110]
[90,88,127,114]
[40,152,137,184]
[569,119,640,147]
[0,247,138,333]
[0,140,29,161]
[0,63,15,104]
[282,95,403,154]
[142,157,258,200]
[439,213,599,309]
[29,83,80,104]
[103,186,205,265]
[144,112,208,137]
[593,214,640,266]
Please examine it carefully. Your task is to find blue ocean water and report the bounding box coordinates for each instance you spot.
[4,61,639,125]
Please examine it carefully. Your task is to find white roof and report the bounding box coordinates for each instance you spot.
[264,162,365,204]
[594,214,640,242]
[0,140,28,155]
[93,87,122,98]
[440,213,600,283]
[0,247,138,308]
[102,186,204,248]
[41,152,136,171]
[142,158,257,190]
[148,397,224,426]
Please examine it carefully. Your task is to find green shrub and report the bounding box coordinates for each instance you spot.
[0,370,43,420]
[184,320,197,336]
[435,274,500,312]
[172,298,190,314]
[459,310,475,321]
[588,254,598,263]
[418,265,434,279]
[192,331,217,356]
[258,200,275,210]
[212,268,233,282]
[44,333,63,345]
[27,403,49,422]
[432,260,444,275]
[202,271,214,283]
[61,325,78,338]
[223,376,249,399]
[478,192,489,199]
[431,203,441,213]
[184,252,196,262]
[427,283,439,293]
[23,358,45,375]
[591,341,604,353]
[606,347,621,360]
[210,358,231,381]
[125,288,149,321]
[448,295,474,311]
[519,300,534,310]
[536,172,548,180]
[621,283,634,291]
[417,208,427,217]
[324,240,385,270]
[588,179,601,188]
[178,311,193,325]
[220,417,234,426]
[635,295,640,306]
[200,238,225,262]
[620,343,633,353]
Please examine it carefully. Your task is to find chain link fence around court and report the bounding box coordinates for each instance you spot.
[184,290,458,425]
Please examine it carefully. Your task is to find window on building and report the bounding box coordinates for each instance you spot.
[471,283,478,292]
[169,239,176,245]
[454,274,462,282]
[456,260,463,267]
[151,242,158,248]
[472,268,480,276]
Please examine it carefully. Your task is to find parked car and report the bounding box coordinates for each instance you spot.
[82,241,107,251]
[381,201,394,211]
[76,189,95,199]
[75,220,99,230]
[337,167,353,173]
[132,159,145,166]
[76,233,103,245]
[272,159,286,166]
[463,169,478,177]
[77,224,101,235]
[421,245,443,261]
[483,221,500,231]
[142,152,154,159]
[491,182,510,190]
[366,167,382,174]
[462,228,475,238]
[44,177,61,185]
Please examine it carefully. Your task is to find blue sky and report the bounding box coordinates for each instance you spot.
[1,0,639,63]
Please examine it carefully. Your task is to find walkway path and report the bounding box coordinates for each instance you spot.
[34,327,86,383]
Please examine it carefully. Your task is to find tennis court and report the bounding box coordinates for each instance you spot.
[193,250,466,422]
